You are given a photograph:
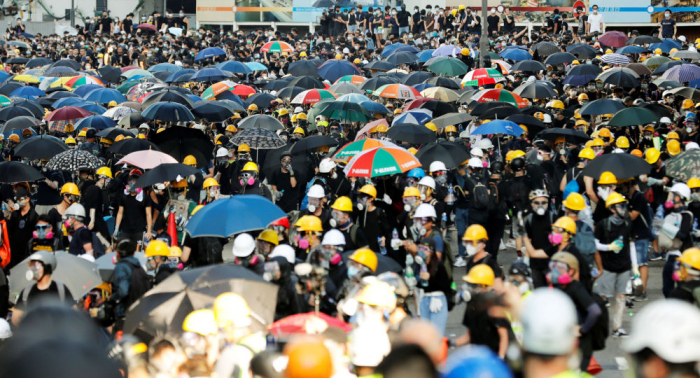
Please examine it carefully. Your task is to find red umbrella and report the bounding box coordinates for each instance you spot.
[231,84,256,98]
[44,106,92,122]
[268,312,352,335]
[404,97,432,111]
[598,31,629,48]
[137,23,157,32]
[121,66,140,72]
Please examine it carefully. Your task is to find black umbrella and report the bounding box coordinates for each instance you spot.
[6,57,29,65]
[151,127,214,168]
[364,60,396,71]
[360,76,400,92]
[12,98,44,118]
[51,59,81,70]
[667,87,700,101]
[480,106,522,120]
[532,41,560,57]
[152,71,171,81]
[0,161,43,182]
[108,139,161,155]
[566,44,598,60]
[290,135,338,155]
[0,115,40,133]
[545,52,576,66]
[25,57,52,68]
[387,123,437,144]
[287,76,325,90]
[582,153,651,180]
[45,150,102,172]
[134,163,199,187]
[385,51,419,66]
[469,101,517,116]
[641,103,673,119]
[510,60,546,73]
[141,89,194,108]
[263,80,291,91]
[192,101,235,122]
[44,66,78,77]
[238,114,284,131]
[312,0,334,7]
[13,135,68,160]
[401,71,434,86]
[0,82,24,96]
[246,93,278,109]
[276,86,306,100]
[231,127,286,150]
[118,112,147,128]
[48,90,81,99]
[513,81,557,99]
[262,144,312,181]
[97,127,137,140]
[0,105,33,121]
[520,105,551,116]
[418,100,457,118]
[506,114,546,136]
[288,60,322,77]
[431,112,473,128]
[97,65,122,83]
[414,140,469,169]
[36,97,57,107]
[537,128,591,144]
[597,67,640,88]
[608,107,660,127]
[580,98,626,116]
[627,35,662,45]
[424,76,461,90]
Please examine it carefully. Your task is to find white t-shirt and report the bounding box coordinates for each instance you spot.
[588,13,603,33]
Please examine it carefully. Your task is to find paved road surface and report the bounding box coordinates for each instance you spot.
[442,229,664,377]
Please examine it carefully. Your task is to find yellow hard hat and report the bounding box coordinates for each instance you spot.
[679,248,700,271]
[548,99,565,109]
[591,138,605,147]
[598,171,617,185]
[407,147,418,155]
[238,143,251,152]
[202,177,219,189]
[213,292,251,327]
[114,135,125,142]
[533,112,544,121]
[668,131,680,140]
[108,100,117,108]
[293,127,305,135]
[257,229,279,246]
[563,192,586,211]
[60,182,80,196]
[505,150,525,163]
[463,264,495,286]
[494,83,504,89]
[335,54,343,60]
[354,58,362,64]
[578,93,589,101]
[358,184,377,198]
[571,60,580,65]
[65,137,76,145]
[553,216,577,235]
[157,128,166,133]
[331,196,353,212]
[687,177,700,189]
[462,224,488,241]
[461,48,470,56]
[294,215,323,232]
[616,136,630,149]
[451,9,457,16]
[445,125,457,133]
[169,246,183,258]
[403,186,421,198]
[598,128,612,138]
[578,148,595,160]
[242,162,259,173]
[137,134,146,140]
[182,309,217,336]
[96,166,113,178]
[645,147,661,164]
[226,125,238,133]
[668,139,682,156]
[278,108,289,116]
[605,49,614,54]
[424,122,437,132]
[682,99,694,110]
[78,130,87,137]
[348,248,378,272]
[654,48,663,55]
[299,51,307,57]
[297,113,307,120]
[459,5,466,10]
[356,280,397,309]
[376,124,388,133]
[670,48,679,55]
[393,108,403,115]
[145,240,170,257]
[605,192,627,208]
[183,155,197,166]
[247,103,258,111]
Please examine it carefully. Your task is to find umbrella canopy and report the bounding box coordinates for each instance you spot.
[217,60,253,75]
[653,60,684,75]
[373,84,421,100]
[415,140,470,169]
[649,39,682,53]
[151,127,214,168]
[668,86,700,101]
[44,106,92,121]
[386,51,419,66]
[334,76,366,86]
[83,88,127,104]
[532,41,559,57]
[427,57,469,76]
[0,115,40,134]
[186,195,286,237]
[545,52,576,66]
[472,120,524,137]
[600,53,631,65]
[45,150,102,172]
[579,98,626,116]
[513,81,557,99]
[142,102,195,122]
[290,135,338,155]
[318,100,371,122]
[191,68,232,83]
[567,44,598,60]
[671,50,700,60]
[117,150,178,170]
[238,114,285,131]
[318,60,362,82]
[597,67,640,88]
[537,128,591,144]
[13,135,68,160]
[662,64,700,83]
[268,312,352,335]
[471,89,528,108]
[424,76,461,90]
[194,47,226,61]
[134,163,199,188]
[96,252,147,282]
[392,109,433,125]
[461,68,505,87]
[582,153,650,180]
[643,56,671,70]
[623,63,653,76]
[142,89,195,107]
[96,127,137,140]
[0,161,43,182]
[191,101,235,122]
[607,107,660,127]
[598,31,629,47]
[10,86,45,99]
[230,127,285,150]
[387,123,437,144]
[287,76,325,90]
[499,48,533,61]
[261,41,294,53]
[333,138,395,161]
[627,35,662,45]
[108,139,161,155]
[510,60,546,73]
[291,89,337,104]
[616,45,649,55]
[287,60,322,77]
[73,115,117,131]
[665,149,700,181]
[431,112,472,128]
[360,76,399,92]
[417,100,457,118]
[344,147,421,178]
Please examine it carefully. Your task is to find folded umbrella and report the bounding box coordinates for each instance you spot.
[582,153,650,180]
[151,127,214,168]
[387,123,437,144]
[0,161,43,182]
[45,150,102,172]
[117,150,178,170]
[13,135,68,160]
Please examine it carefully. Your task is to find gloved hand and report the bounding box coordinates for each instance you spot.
[632,266,640,278]
[608,242,623,252]
[79,254,95,262]
[429,296,443,313]
[112,226,119,239]
[383,193,393,205]
[647,177,661,186]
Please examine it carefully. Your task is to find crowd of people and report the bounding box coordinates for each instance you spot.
[1,3,700,378]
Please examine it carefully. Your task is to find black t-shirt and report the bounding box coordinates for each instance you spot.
[466,253,503,279]
[270,170,301,213]
[82,184,105,227]
[594,217,632,273]
[629,191,652,240]
[100,17,112,32]
[341,224,368,251]
[525,212,554,270]
[660,18,676,37]
[487,15,499,32]
[561,280,595,328]
[118,193,152,233]
[397,10,410,27]
[122,18,133,33]
[69,226,93,255]
[17,281,74,310]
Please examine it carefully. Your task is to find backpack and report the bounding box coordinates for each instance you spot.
[118,259,151,311]
[590,294,610,351]
[573,220,597,261]
[468,178,491,210]
[488,181,506,213]
[563,168,583,200]
[195,237,224,267]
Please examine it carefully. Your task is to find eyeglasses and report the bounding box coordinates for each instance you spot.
[36,224,50,230]
[532,201,548,206]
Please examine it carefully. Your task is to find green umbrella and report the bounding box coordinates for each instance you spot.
[122,69,154,79]
[319,100,371,122]
[607,107,659,127]
[427,57,469,77]
[117,80,140,94]
[666,149,700,181]
[643,56,671,70]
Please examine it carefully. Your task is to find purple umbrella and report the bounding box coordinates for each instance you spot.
[598,31,629,48]
[432,45,460,57]
[662,64,700,83]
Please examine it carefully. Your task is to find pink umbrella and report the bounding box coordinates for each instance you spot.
[121,66,140,73]
[598,31,629,48]
[117,150,178,170]
[355,119,389,141]
[44,106,92,121]
[137,23,157,32]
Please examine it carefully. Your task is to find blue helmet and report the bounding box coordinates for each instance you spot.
[444,346,514,378]
[407,167,426,179]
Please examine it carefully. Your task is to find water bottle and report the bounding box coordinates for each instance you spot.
[405,254,416,288]
[378,237,387,256]
[441,213,448,231]
[445,184,455,205]
[614,236,624,254]
[392,228,400,250]
[419,262,429,287]
[653,204,665,236]
[591,267,599,278]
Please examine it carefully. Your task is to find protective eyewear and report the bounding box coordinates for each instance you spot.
[614,203,628,210]
[432,171,446,177]
[416,217,431,224]
[532,200,548,206]
[417,244,433,255]
[403,197,418,205]
[281,157,291,163]
[35,224,50,230]
[548,260,569,272]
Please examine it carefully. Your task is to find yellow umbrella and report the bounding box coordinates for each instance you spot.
[49,76,78,89]
[12,74,40,83]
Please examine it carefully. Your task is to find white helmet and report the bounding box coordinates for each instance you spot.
[660,116,672,124]
[477,139,493,150]
[663,90,674,98]
[417,176,436,190]
[232,233,255,257]
[543,113,552,123]
[307,184,325,199]
[670,182,691,201]
[0,318,11,339]
[521,288,577,355]
[65,203,86,221]
[319,157,336,173]
[429,161,447,173]
[294,106,304,114]
[216,147,229,158]
[322,229,346,246]
[467,157,483,168]
[470,147,484,158]
[687,142,700,150]
[350,323,391,368]
[413,203,437,219]
[269,244,295,264]
[622,299,700,364]
[459,130,470,138]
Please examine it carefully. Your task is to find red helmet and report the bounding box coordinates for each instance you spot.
[269,217,290,229]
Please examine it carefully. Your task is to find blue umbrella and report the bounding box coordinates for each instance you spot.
[318,60,361,82]
[499,48,532,61]
[413,83,436,92]
[649,38,682,53]
[10,86,45,100]
[188,94,203,103]
[165,69,196,84]
[616,45,648,54]
[217,61,253,74]
[472,120,524,136]
[432,45,459,57]
[392,109,433,126]
[185,195,286,237]
[0,71,9,83]
[53,97,84,109]
[662,64,700,83]
[148,63,182,73]
[336,93,370,102]
[74,115,118,131]
[360,101,389,114]
[216,91,245,106]
[653,60,683,75]
[83,88,127,104]
[381,43,409,58]
[245,62,268,71]
[190,68,232,82]
[73,84,103,98]
[194,47,226,61]
[73,102,107,114]
[142,102,195,122]
[417,49,436,63]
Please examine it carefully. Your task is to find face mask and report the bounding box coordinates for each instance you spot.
[26,267,41,281]
[536,153,544,161]
[347,266,359,278]
[535,206,547,216]
[597,187,611,201]
[692,193,700,202]
[208,188,217,197]
[641,84,648,89]
[392,11,396,15]
[179,13,184,17]
[548,232,564,245]
[466,243,478,256]
[33,228,54,240]
[434,175,447,186]
[665,12,670,17]
[547,269,571,285]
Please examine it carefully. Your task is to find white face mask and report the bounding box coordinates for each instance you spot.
[665,12,670,17]
[535,207,546,216]
[466,243,478,256]
[688,127,693,133]
[597,187,611,201]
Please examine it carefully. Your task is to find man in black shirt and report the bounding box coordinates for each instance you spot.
[82,167,111,241]
[122,13,134,35]
[270,152,301,213]
[487,8,500,36]
[99,12,112,34]
[396,6,410,35]
[8,186,38,269]
[524,189,554,288]
[411,6,422,34]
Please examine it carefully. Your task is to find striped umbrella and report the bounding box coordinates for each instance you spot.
[344,147,421,178]
[0,95,11,107]
[461,68,505,87]
[260,41,294,53]
[392,109,433,125]
[471,89,529,108]
[600,53,630,65]
[291,89,337,104]
[373,84,421,100]
[491,59,512,74]
[66,75,105,88]
[49,77,77,89]
[201,81,238,100]
[662,64,700,83]
[335,75,366,85]
[333,138,396,162]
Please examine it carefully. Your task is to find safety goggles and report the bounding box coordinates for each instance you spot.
[591,146,603,152]
[238,152,251,159]
[403,197,418,205]
[417,244,433,255]
[241,172,256,180]
[406,177,418,187]
[35,224,50,231]
[532,200,548,206]
[281,157,291,164]
[416,217,431,224]
[613,203,628,211]
[65,194,80,202]
[548,260,570,272]
[432,171,446,177]
[14,196,27,203]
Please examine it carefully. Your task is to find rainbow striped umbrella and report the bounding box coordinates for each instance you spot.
[49,77,78,89]
[202,80,238,100]
[344,146,421,178]
[373,84,422,100]
[0,95,11,107]
[471,89,529,108]
[333,138,396,162]
[66,75,105,88]
[261,41,294,53]
[291,89,337,104]
[461,68,505,87]
[335,75,367,85]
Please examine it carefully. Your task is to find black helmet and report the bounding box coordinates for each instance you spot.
[509,260,531,277]
[510,157,526,171]
[86,129,97,139]
[491,161,505,174]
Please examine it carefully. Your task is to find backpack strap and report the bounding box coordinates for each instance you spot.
[350,224,359,246]
[55,280,66,302]
[21,284,33,303]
